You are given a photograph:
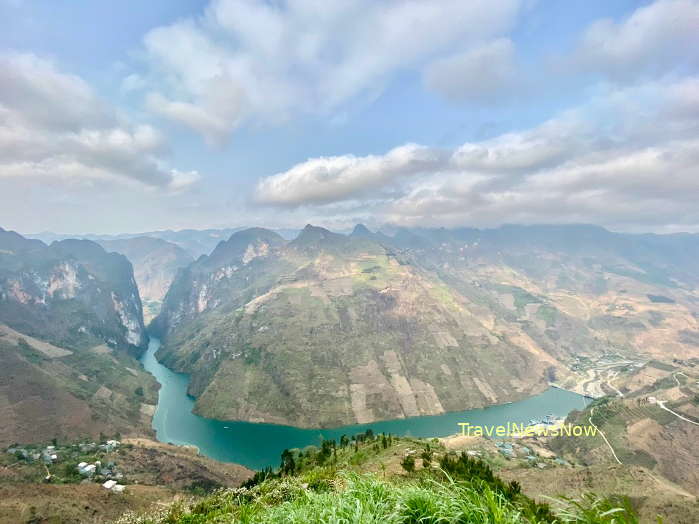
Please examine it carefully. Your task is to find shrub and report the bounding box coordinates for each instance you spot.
[401,454,416,474]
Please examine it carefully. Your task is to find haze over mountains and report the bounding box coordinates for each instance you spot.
[5,222,699,439]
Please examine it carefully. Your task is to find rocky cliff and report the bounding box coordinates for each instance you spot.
[0,228,159,445]
[98,237,193,323]
[0,229,148,351]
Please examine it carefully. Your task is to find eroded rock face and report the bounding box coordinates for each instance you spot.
[0,228,147,352]
[98,237,194,323]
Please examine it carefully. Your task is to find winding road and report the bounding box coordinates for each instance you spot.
[656,400,699,426]
[588,407,622,464]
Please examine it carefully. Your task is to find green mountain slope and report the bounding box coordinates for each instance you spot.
[154,224,699,428]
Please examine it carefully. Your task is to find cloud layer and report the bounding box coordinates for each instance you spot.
[0,52,197,189]
[575,0,699,81]
[137,0,523,143]
[256,77,699,231]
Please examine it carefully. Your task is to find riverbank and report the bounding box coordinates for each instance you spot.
[140,337,590,469]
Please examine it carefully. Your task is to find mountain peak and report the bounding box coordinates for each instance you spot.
[296,224,336,240]
[351,224,372,237]
[290,224,346,250]
[205,228,284,268]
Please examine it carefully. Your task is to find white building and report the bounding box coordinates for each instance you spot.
[102,480,117,490]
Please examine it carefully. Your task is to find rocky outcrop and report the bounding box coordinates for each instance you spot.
[98,237,193,322]
[0,228,147,352]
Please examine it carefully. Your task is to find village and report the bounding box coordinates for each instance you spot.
[5,438,128,493]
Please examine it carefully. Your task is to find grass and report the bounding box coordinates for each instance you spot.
[116,433,641,524]
[117,471,640,524]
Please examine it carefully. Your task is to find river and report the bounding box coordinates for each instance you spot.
[140,337,589,470]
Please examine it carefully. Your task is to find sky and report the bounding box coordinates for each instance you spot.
[0,0,698,235]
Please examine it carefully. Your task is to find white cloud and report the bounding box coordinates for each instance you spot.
[575,0,699,81]
[255,77,699,231]
[423,39,517,102]
[0,52,197,190]
[137,0,523,142]
[255,144,449,206]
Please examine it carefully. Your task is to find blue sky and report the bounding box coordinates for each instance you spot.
[0,0,697,234]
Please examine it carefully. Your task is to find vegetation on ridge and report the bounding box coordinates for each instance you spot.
[117,431,641,524]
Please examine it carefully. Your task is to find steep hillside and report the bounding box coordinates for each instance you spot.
[550,360,699,494]
[119,431,660,524]
[378,225,699,394]
[0,228,147,351]
[98,237,193,322]
[0,228,157,445]
[0,328,158,446]
[0,438,253,524]
[153,224,699,429]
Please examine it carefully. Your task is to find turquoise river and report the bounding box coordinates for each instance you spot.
[140,337,590,470]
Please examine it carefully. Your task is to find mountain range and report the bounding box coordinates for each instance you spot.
[152,223,699,427]
[4,223,699,436]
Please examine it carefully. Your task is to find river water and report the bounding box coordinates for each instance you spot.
[140,337,589,470]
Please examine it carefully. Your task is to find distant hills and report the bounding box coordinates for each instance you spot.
[98,237,194,322]
[28,227,302,259]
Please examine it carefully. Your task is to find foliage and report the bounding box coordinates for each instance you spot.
[400,454,415,474]
[118,471,640,524]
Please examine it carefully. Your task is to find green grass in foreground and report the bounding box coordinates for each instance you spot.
[117,431,641,524]
[117,470,640,524]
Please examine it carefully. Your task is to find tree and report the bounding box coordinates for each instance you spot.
[401,454,416,474]
[280,449,296,475]
[421,444,433,467]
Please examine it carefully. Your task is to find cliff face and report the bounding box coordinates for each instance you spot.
[98,237,194,323]
[0,228,147,352]
[0,228,159,445]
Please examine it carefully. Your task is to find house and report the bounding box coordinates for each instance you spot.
[112,484,126,493]
[100,440,120,452]
[77,463,96,476]
[102,480,117,490]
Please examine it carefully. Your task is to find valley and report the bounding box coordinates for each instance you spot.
[140,336,589,469]
[2,222,699,523]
